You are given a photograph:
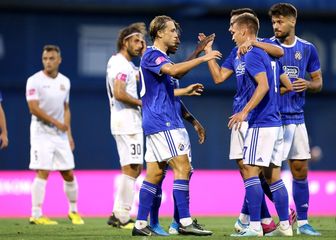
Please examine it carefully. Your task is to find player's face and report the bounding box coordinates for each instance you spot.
[229,15,238,33]
[126,34,145,57]
[167,35,180,55]
[231,23,245,46]
[271,15,295,39]
[161,21,178,49]
[42,50,61,75]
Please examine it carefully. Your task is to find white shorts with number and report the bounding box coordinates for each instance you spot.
[29,124,74,170]
[145,128,191,163]
[282,123,311,161]
[229,121,248,160]
[243,126,283,167]
[113,133,144,167]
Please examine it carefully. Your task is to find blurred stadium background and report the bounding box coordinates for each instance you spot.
[0,0,335,217]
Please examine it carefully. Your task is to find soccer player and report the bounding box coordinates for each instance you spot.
[106,22,146,230]
[226,13,291,237]
[0,91,8,149]
[149,34,210,236]
[26,45,84,225]
[268,3,323,236]
[132,15,220,236]
[202,8,293,235]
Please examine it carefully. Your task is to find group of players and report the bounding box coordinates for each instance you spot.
[0,1,320,238]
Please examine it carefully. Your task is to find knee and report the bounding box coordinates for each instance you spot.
[291,162,308,180]
[61,170,74,181]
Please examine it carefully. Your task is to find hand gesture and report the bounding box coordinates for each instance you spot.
[293,78,310,92]
[184,83,204,96]
[198,33,215,53]
[202,50,222,62]
[237,40,253,58]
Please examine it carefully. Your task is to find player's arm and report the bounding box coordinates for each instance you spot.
[0,103,8,149]
[207,60,234,84]
[180,100,206,144]
[293,70,322,93]
[174,83,204,96]
[160,50,222,78]
[228,72,269,129]
[64,102,74,150]
[279,73,293,95]
[113,78,142,107]
[27,100,68,132]
[238,40,284,58]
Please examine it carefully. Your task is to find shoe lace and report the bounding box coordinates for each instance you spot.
[192,219,205,230]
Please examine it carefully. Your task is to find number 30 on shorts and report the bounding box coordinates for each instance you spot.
[130,144,141,155]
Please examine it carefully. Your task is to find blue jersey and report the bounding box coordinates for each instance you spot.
[139,46,184,135]
[172,78,185,125]
[243,47,282,128]
[222,47,253,118]
[271,36,321,124]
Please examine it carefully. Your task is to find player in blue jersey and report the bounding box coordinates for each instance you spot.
[202,8,293,235]
[132,15,221,236]
[218,13,291,237]
[268,3,323,236]
[0,91,8,149]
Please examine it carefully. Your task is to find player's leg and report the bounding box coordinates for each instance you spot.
[109,134,143,228]
[29,134,57,225]
[286,124,320,235]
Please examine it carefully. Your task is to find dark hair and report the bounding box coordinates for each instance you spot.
[233,13,259,35]
[149,15,180,42]
[117,22,147,51]
[231,8,257,17]
[43,45,61,56]
[268,3,297,18]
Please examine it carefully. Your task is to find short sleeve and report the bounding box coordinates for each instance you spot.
[142,50,170,75]
[221,48,236,71]
[307,44,321,73]
[26,77,39,101]
[245,49,266,77]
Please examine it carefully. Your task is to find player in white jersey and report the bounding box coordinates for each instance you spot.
[0,91,8,149]
[105,22,146,229]
[268,3,323,236]
[26,45,84,225]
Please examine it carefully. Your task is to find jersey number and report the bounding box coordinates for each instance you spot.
[131,144,141,155]
[271,61,278,93]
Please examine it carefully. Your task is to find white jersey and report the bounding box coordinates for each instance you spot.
[26,71,70,135]
[106,53,142,134]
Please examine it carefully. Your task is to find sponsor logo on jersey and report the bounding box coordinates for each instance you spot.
[155,56,167,65]
[28,88,36,96]
[283,66,299,79]
[295,51,302,60]
[116,72,127,81]
[236,62,246,76]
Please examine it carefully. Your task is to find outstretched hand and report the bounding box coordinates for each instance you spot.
[198,33,215,53]
[184,83,204,96]
[202,50,222,62]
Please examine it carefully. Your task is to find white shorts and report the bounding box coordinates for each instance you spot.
[145,128,191,163]
[282,123,311,161]
[229,121,248,160]
[113,133,144,167]
[29,131,74,171]
[243,126,283,167]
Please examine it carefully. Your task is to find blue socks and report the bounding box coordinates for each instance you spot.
[137,181,158,221]
[270,180,289,221]
[293,178,309,220]
[173,179,190,219]
[244,177,263,221]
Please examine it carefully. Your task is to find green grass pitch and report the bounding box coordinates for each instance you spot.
[0,217,335,239]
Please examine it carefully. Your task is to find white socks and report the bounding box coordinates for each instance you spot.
[113,174,136,223]
[64,178,78,213]
[31,177,47,218]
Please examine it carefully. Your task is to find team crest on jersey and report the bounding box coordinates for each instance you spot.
[236,62,246,76]
[60,84,66,91]
[283,66,299,79]
[178,143,185,151]
[295,51,302,60]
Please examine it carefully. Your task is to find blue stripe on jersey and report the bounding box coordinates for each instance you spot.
[271,37,321,124]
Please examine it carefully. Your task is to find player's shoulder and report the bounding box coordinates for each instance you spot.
[27,70,43,83]
[296,36,313,46]
[108,53,130,70]
[57,72,70,84]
